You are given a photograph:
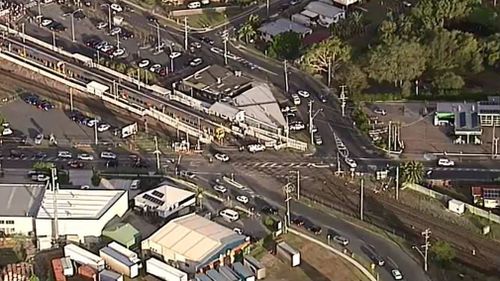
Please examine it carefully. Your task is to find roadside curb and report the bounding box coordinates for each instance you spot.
[288,228,377,281]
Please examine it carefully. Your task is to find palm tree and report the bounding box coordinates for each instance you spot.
[237,22,257,44]
[247,14,260,28]
[400,161,424,184]
[349,11,364,34]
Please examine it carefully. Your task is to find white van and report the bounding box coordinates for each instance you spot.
[187,1,201,8]
[220,209,239,222]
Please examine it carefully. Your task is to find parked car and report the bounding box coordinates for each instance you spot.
[344,157,357,168]
[96,21,108,29]
[57,151,72,158]
[2,127,12,136]
[373,107,387,116]
[34,134,43,145]
[291,94,301,105]
[10,149,24,158]
[180,170,196,179]
[77,153,94,161]
[247,143,266,153]
[41,17,53,27]
[98,123,111,132]
[189,57,203,67]
[332,235,349,246]
[297,90,310,98]
[314,134,323,145]
[437,158,455,167]
[306,225,322,235]
[100,151,117,159]
[291,216,305,226]
[214,153,229,162]
[169,51,182,59]
[68,160,84,169]
[138,59,150,68]
[289,122,305,131]
[236,195,249,204]
[110,3,123,12]
[109,26,121,36]
[149,63,162,73]
[130,179,140,189]
[213,184,227,193]
[391,269,403,280]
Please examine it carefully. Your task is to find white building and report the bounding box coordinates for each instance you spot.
[304,1,346,27]
[258,18,312,42]
[134,184,195,218]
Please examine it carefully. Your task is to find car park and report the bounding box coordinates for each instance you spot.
[214,153,229,162]
[332,235,349,246]
[138,59,150,68]
[34,134,43,145]
[100,151,117,159]
[391,269,403,280]
[345,157,357,168]
[297,90,310,98]
[189,57,203,67]
[291,94,301,105]
[58,151,72,158]
[213,184,227,193]
[96,22,108,29]
[236,195,249,204]
[77,153,94,161]
[247,143,266,153]
[437,158,455,167]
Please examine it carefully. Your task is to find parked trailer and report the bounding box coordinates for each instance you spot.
[206,269,231,281]
[276,242,300,267]
[64,244,105,271]
[51,259,67,281]
[60,257,74,277]
[107,242,141,264]
[218,266,239,281]
[145,258,188,281]
[194,274,212,281]
[99,246,139,278]
[99,270,123,281]
[232,262,255,281]
[243,256,266,280]
[448,199,465,215]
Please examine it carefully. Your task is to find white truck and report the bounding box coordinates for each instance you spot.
[146,258,188,281]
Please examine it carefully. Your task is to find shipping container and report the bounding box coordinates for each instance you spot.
[206,269,231,281]
[276,242,300,267]
[51,259,67,281]
[145,258,188,281]
[78,264,97,281]
[64,244,105,271]
[243,256,266,280]
[194,274,211,281]
[99,270,123,281]
[107,242,141,264]
[231,263,255,281]
[99,246,139,278]
[60,257,74,277]
[218,266,240,281]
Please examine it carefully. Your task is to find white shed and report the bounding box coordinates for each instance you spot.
[86,81,109,97]
[448,199,465,215]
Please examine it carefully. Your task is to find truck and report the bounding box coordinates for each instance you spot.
[64,244,105,271]
[276,242,300,267]
[60,257,74,277]
[145,258,188,281]
[99,246,139,278]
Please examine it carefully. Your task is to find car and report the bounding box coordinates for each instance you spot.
[236,195,249,204]
[34,174,50,182]
[149,63,162,73]
[391,269,403,280]
[201,36,214,45]
[169,51,182,59]
[233,227,243,235]
[2,127,12,136]
[100,151,117,159]
[83,0,91,6]
[41,18,53,27]
[146,15,158,23]
[314,134,323,145]
[34,152,47,159]
[292,94,301,105]
[187,1,201,9]
[99,44,114,53]
[214,153,229,162]
[332,235,349,246]
[34,134,43,145]
[73,10,86,20]
[110,3,123,12]
[95,40,109,50]
[120,29,134,40]
[297,90,310,98]
[291,216,305,226]
[130,179,140,189]
[39,100,53,111]
[402,1,412,7]
[23,94,39,105]
[247,143,266,153]
[318,94,327,103]
[189,57,203,67]
[213,184,227,193]
[86,119,99,127]
[345,157,357,168]
[10,149,24,158]
[111,48,125,58]
[180,170,196,179]
[309,124,318,133]
[373,107,387,116]
[58,151,72,158]
[138,59,150,68]
[96,21,108,29]
[437,158,455,167]
[289,122,305,131]
[190,41,202,49]
[80,185,90,189]
[261,206,279,215]
[289,0,300,5]
[285,112,296,118]
[49,22,66,32]
[97,123,111,132]
[306,225,322,235]
[68,160,84,169]
[77,153,94,161]
[110,26,121,36]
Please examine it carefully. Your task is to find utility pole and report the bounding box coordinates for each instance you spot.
[94,117,98,145]
[21,22,25,56]
[492,125,498,159]
[308,100,323,145]
[153,136,161,172]
[69,87,73,111]
[422,228,431,272]
[388,121,392,152]
[155,22,161,53]
[340,85,347,117]
[283,183,293,232]
[296,170,300,200]
[222,29,228,65]
[50,167,59,243]
[327,58,332,87]
[184,17,188,50]
[116,33,120,49]
[284,60,289,93]
[395,166,400,201]
[360,178,364,221]
[137,68,141,90]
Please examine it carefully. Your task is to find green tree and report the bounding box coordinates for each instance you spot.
[378,19,397,43]
[237,22,257,44]
[430,241,456,267]
[481,34,500,67]
[33,162,55,172]
[367,39,427,89]
[267,31,302,60]
[412,0,479,30]
[115,63,127,73]
[336,63,368,95]
[300,37,351,79]
[400,161,424,184]
[432,72,465,95]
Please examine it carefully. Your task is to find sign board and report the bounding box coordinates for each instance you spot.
[121,123,138,138]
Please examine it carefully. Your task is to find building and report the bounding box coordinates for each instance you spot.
[134,184,195,218]
[477,96,500,126]
[36,189,128,249]
[304,1,345,27]
[102,222,141,249]
[258,18,312,42]
[99,270,123,281]
[0,184,45,236]
[472,186,500,209]
[434,102,482,144]
[208,102,245,123]
[141,213,248,273]
[331,0,359,6]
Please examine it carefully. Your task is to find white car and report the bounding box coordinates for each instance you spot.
[292,94,301,105]
[314,134,323,145]
[130,179,140,190]
[190,42,202,49]
[86,119,99,127]
[112,48,125,58]
[98,123,111,132]
[345,157,357,168]
[169,51,182,59]
[80,185,90,190]
[58,151,72,159]
[149,63,162,73]
[41,18,53,27]
[187,1,201,8]
[138,59,150,68]
[213,184,227,193]
[189,57,203,67]
[2,127,13,136]
[437,158,455,167]
[35,174,50,182]
[110,3,123,12]
[391,269,403,280]
[374,107,387,116]
[297,90,310,98]
[110,26,121,36]
[77,153,94,161]
[100,44,114,53]
[96,21,108,29]
[101,151,117,159]
[289,122,305,131]
[233,227,243,235]
[247,143,266,153]
[34,134,43,145]
[333,235,349,246]
[236,195,249,204]
[402,1,412,7]
[214,153,229,162]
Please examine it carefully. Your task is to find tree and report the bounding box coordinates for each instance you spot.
[126,67,137,77]
[400,161,424,184]
[412,0,479,30]
[300,37,351,79]
[237,22,257,44]
[378,19,397,43]
[267,31,302,60]
[432,72,465,95]
[33,162,55,172]
[430,241,456,267]
[367,38,427,89]
[481,34,500,67]
[115,63,127,73]
[336,63,368,94]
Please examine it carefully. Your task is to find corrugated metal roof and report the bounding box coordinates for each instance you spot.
[0,184,45,216]
[258,18,312,37]
[305,1,344,18]
[100,247,135,267]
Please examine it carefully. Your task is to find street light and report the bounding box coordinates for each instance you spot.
[70,9,82,42]
[101,3,112,34]
[308,100,323,145]
[154,22,161,53]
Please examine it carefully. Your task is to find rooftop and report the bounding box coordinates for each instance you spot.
[182,65,252,98]
[143,213,245,263]
[258,18,312,37]
[0,184,45,217]
[304,1,345,19]
[478,97,500,115]
[436,102,476,113]
[454,112,481,133]
[37,189,127,220]
[208,102,242,120]
[100,246,135,267]
[134,185,195,213]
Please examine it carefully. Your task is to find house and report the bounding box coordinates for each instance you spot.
[304,1,345,27]
[134,184,195,218]
[258,18,312,42]
[472,186,500,209]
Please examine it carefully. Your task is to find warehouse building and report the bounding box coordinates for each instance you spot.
[134,184,195,218]
[141,213,248,273]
